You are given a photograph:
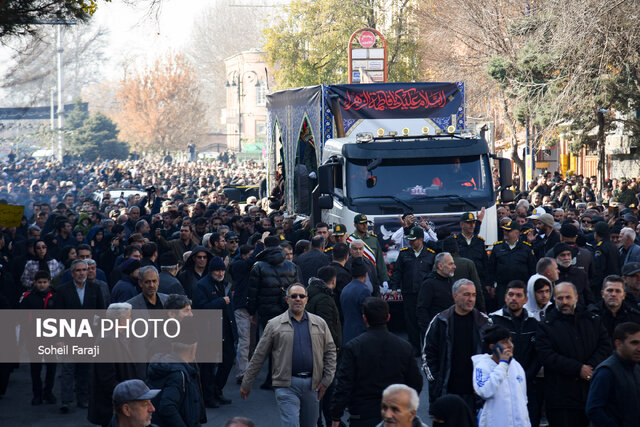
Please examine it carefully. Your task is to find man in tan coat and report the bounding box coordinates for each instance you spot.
[240,283,337,427]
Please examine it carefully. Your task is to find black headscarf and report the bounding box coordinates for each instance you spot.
[430,394,477,427]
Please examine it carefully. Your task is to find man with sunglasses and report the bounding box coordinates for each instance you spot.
[241,283,337,427]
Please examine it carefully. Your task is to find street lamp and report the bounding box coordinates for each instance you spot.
[226,71,261,153]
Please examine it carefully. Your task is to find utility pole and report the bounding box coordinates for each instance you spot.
[34,19,76,161]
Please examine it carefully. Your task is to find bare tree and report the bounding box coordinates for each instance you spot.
[1,23,107,107]
[185,0,266,132]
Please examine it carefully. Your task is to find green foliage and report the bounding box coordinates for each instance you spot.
[264,0,421,88]
[65,98,90,131]
[68,112,129,161]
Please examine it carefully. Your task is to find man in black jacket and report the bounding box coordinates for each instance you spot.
[554,243,595,306]
[535,282,611,427]
[177,246,211,299]
[391,226,436,355]
[295,235,329,286]
[587,275,640,340]
[54,259,106,414]
[422,279,490,410]
[586,322,640,427]
[331,298,422,427]
[416,252,455,335]
[247,236,298,389]
[592,222,620,296]
[490,280,540,426]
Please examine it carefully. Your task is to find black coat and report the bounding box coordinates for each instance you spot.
[147,354,205,427]
[490,307,539,382]
[247,246,298,319]
[88,335,140,425]
[488,240,536,287]
[423,307,490,403]
[454,233,489,285]
[535,306,611,409]
[587,300,640,341]
[53,280,106,309]
[306,278,342,349]
[391,246,436,294]
[177,246,212,300]
[592,239,620,291]
[295,249,329,287]
[416,272,453,331]
[330,326,422,422]
[229,255,255,310]
[558,264,596,307]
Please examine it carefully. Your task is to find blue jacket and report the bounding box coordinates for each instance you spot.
[340,279,371,345]
[111,275,138,303]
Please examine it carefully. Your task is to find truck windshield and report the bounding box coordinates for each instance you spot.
[347,155,491,201]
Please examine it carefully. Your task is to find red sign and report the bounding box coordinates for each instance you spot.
[358,31,376,48]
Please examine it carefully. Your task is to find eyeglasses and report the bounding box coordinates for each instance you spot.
[288,293,307,299]
[195,255,208,259]
[581,219,591,224]
[229,239,239,243]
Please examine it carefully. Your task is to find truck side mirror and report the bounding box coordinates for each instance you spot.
[317,195,333,209]
[318,164,334,194]
[498,158,513,188]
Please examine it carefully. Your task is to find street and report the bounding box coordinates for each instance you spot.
[0,356,432,426]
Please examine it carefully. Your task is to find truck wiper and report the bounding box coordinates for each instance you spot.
[351,196,414,212]
[413,194,478,210]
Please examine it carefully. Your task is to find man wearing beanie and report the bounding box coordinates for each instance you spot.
[531,213,561,259]
[554,243,595,306]
[193,256,235,407]
[592,222,620,297]
[111,258,142,303]
[340,257,372,345]
[545,223,595,277]
[247,235,298,389]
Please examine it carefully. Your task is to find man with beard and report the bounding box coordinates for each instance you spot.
[490,280,541,425]
[535,282,611,427]
[587,275,640,340]
[417,252,455,335]
[529,213,561,259]
[554,243,595,306]
[177,246,211,299]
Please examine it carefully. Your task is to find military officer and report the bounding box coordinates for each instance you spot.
[347,214,389,286]
[390,227,436,355]
[488,220,537,304]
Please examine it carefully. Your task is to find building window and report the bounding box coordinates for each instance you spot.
[256,122,266,144]
[256,82,267,106]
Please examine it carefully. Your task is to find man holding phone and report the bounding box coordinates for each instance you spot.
[472,325,530,427]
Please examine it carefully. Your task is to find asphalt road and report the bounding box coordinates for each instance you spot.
[0,354,432,426]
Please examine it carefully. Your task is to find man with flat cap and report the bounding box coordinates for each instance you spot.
[109,379,160,427]
[347,214,389,289]
[391,226,436,355]
[489,220,536,304]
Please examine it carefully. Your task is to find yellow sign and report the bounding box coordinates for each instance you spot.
[0,204,24,227]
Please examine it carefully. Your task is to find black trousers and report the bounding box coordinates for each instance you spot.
[546,408,589,427]
[402,292,421,355]
[30,362,56,397]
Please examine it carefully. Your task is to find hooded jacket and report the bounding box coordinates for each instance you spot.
[524,274,553,321]
[177,246,211,299]
[306,277,342,349]
[247,246,298,319]
[146,353,205,427]
[472,354,530,427]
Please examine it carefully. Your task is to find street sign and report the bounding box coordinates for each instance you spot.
[348,28,387,84]
[358,31,376,48]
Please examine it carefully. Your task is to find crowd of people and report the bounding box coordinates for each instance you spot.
[0,154,639,427]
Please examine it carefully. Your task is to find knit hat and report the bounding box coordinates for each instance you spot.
[158,251,179,268]
[351,258,367,277]
[560,223,578,238]
[553,243,572,258]
[208,256,226,271]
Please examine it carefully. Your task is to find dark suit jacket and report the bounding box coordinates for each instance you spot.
[295,249,330,286]
[54,280,106,309]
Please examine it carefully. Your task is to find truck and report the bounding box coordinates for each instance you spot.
[265,82,514,260]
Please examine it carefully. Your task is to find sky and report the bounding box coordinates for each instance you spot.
[92,0,213,80]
